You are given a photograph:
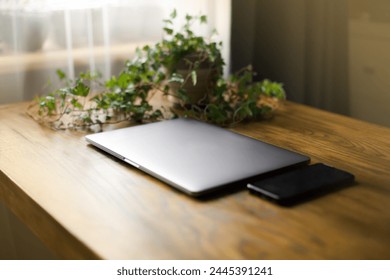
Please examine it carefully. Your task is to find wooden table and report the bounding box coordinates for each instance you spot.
[1,101,389,259]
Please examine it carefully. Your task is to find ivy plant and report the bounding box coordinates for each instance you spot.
[32,10,285,130]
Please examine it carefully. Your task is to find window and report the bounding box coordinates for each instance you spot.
[0,0,231,104]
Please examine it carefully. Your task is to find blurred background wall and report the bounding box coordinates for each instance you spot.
[0,0,231,103]
[231,0,390,127]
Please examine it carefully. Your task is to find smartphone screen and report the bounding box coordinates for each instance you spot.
[247,163,355,205]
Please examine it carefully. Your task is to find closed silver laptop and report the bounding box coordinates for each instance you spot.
[85,118,309,196]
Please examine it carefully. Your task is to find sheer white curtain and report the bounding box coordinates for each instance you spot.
[0,0,231,259]
[0,0,231,104]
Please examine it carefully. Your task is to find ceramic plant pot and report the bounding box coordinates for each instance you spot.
[169,52,219,106]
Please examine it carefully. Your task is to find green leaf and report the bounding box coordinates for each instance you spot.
[170,9,177,19]
[163,84,170,94]
[142,45,150,52]
[117,72,129,89]
[105,76,117,89]
[45,96,56,114]
[56,69,66,80]
[163,27,173,35]
[176,88,190,103]
[81,112,92,123]
[73,81,90,97]
[207,104,226,124]
[244,104,253,117]
[169,73,184,84]
[200,15,207,24]
[71,98,82,109]
[151,109,163,119]
[157,71,166,82]
[191,70,197,86]
[135,47,142,57]
[78,71,101,81]
[59,87,72,95]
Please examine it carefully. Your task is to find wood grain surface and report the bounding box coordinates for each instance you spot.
[0,101,389,259]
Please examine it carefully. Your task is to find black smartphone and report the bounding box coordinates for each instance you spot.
[247,163,355,205]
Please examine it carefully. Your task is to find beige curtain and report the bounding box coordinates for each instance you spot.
[0,0,231,105]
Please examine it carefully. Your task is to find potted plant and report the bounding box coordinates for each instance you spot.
[31,10,285,130]
[156,10,224,106]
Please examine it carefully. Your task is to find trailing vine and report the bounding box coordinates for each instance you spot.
[31,10,285,131]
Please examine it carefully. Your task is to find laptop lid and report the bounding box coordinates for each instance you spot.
[85,118,309,196]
